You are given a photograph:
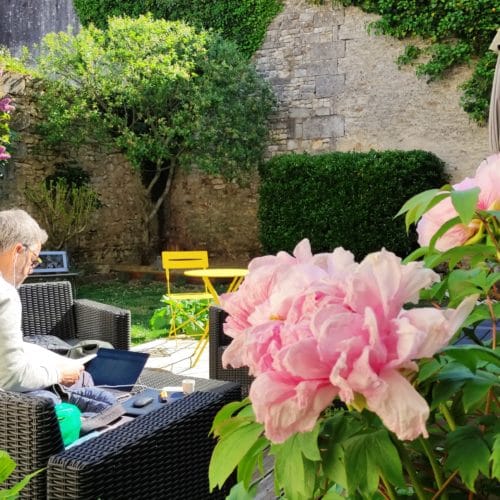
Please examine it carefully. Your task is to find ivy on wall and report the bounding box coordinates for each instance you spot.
[73,0,284,58]
[335,0,498,124]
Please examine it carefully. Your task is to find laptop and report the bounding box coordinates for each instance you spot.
[84,348,150,392]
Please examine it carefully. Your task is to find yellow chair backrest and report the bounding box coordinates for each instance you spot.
[161,250,209,294]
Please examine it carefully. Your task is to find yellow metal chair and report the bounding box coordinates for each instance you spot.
[161,251,214,343]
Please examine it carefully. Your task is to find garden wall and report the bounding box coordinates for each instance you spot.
[166,1,489,263]
[253,0,488,181]
[0,72,152,270]
[2,1,492,267]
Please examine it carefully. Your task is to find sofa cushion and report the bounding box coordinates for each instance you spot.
[23,334,72,354]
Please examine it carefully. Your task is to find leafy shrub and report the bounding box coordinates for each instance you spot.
[24,163,100,251]
[34,15,275,231]
[258,150,449,260]
[337,0,498,124]
[150,297,210,337]
[73,0,283,58]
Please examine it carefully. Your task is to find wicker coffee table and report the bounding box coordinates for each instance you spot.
[2,369,240,500]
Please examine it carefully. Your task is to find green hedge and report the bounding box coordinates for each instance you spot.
[73,0,283,58]
[258,150,449,259]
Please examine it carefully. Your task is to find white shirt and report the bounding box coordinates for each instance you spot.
[0,274,61,391]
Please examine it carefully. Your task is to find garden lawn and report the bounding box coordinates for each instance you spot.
[77,279,167,345]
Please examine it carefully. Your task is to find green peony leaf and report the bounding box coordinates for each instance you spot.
[491,434,500,481]
[321,413,364,489]
[271,427,322,500]
[462,373,497,411]
[210,399,252,436]
[226,481,258,500]
[441,345,500,372]
[450,187,480,224]
[295,422,321,462]
[209,421,264,491]
[0,450,16,483]
[396,188,444,232]
[417,358,442,383]
[343,430,405,497]
[445,426,490,491]
[236,436,269,489]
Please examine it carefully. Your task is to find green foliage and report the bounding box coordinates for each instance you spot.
[461,50,497,125]
[34,15,275,228]
[0,449,44,498]
[24,174,100,251]
[73,0,283,59]
[258,150,449,260]
[209,344,499,498]
[150,297,210,337]
[337,0,498,123]
[399,181,500,308]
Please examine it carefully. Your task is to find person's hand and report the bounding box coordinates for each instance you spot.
[59,363,84,386]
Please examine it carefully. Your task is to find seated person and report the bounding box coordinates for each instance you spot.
[0,209,84,392]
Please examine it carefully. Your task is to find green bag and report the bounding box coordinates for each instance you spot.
[55,402,81,446]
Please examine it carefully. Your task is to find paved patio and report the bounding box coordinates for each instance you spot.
[131,336,210,379]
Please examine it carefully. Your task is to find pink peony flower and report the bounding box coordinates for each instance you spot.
[223,240,476,443]
[417,153,500,251]
[0,96,15,113]
[0,145,10,161]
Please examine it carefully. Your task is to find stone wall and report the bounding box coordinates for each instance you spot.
[2,1,492,267]
[166,169,261,265]
[0,72,152,270]
[166,1,489,264]
[253,1,488,181]
[0,0,80,57]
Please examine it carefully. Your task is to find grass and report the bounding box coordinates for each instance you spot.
[77,279,168,345]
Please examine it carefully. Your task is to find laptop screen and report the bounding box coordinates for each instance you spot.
[84,348,149,391]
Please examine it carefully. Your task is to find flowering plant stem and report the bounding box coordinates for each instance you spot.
[418,437,446,498]
[394,440,427,500]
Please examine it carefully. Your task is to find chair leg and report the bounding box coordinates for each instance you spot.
[190,323,209,367]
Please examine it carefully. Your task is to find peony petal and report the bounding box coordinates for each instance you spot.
[475,153,500,210]
[346,250,438,322]
[250,372,338,443]
[364,369,430,441]
[395,294,477,360]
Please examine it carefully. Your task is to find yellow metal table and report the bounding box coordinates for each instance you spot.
[184,268,248,365]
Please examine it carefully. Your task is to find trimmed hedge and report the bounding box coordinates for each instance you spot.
[258,150,449,259]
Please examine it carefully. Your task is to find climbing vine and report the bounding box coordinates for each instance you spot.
[335,0,498,124]
[73,0,284,59]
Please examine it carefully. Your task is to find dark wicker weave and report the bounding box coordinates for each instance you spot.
[1,370,240,499]
[209,306,254,397]
[19,281,131,350]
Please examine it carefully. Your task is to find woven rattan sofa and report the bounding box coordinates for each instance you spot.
[209,306,253,397]
[0,281,240,499]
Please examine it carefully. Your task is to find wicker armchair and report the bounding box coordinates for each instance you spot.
[209,306,253,397]
[19,281,131,350]
[0,372,240,499]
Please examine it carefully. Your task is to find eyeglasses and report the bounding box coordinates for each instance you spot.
[22,244,42,269]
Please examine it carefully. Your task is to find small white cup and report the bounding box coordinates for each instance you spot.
[182,379,196,394]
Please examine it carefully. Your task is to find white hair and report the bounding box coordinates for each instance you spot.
[0,209,48,252]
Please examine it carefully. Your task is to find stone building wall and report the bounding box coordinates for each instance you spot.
[254,1,488,181]
[0,72,152,270]
[2,1,492,266]
[167,1,489,263]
